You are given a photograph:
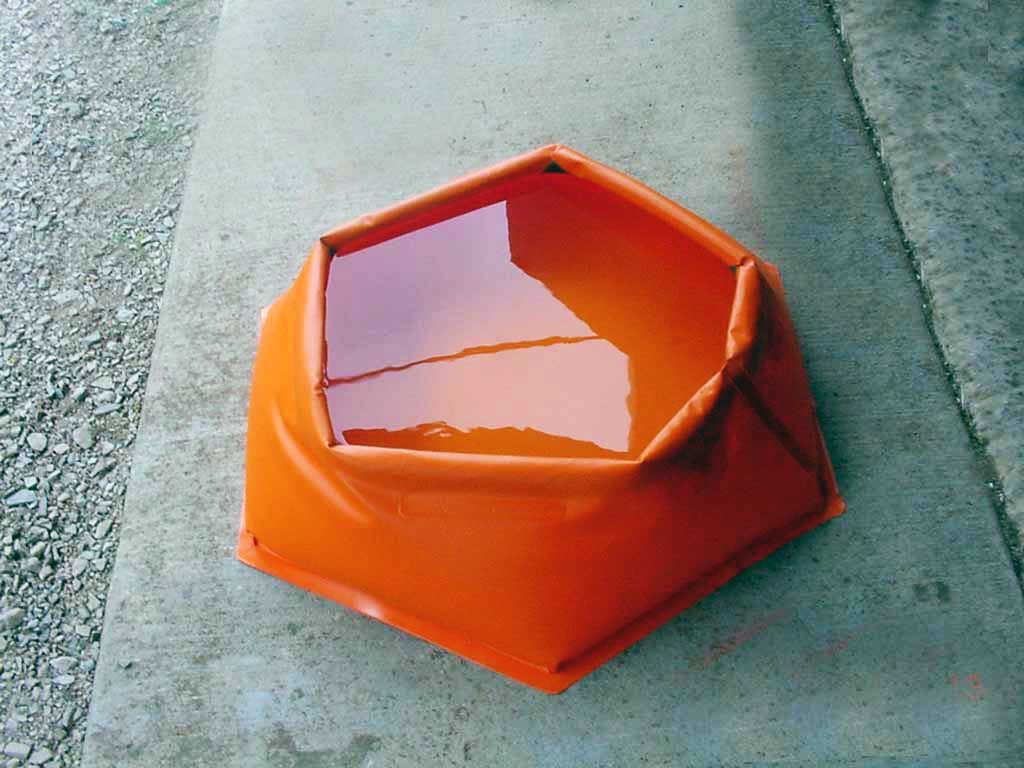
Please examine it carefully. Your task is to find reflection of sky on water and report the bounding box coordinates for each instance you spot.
[325,201,632,455]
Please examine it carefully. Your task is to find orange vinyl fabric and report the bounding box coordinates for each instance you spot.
[237,145,845,693]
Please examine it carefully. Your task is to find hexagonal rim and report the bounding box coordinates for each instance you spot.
[311,145,765,481]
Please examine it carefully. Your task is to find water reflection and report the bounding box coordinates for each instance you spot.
[324,173,734,458]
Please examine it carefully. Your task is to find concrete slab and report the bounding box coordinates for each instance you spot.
[830,0,1024,568]
[83,1,1024,766]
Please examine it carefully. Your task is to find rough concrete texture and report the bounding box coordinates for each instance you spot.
[83,1,1024,766]
[830,0,1024,567]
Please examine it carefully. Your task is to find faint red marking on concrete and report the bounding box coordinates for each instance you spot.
[788,628,868,682]
[807,630,862,662]
[689,609,791,670]
[921,641,955,666]
[950,672,986,702]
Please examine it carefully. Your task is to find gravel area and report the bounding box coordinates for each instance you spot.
[0,2,219,766]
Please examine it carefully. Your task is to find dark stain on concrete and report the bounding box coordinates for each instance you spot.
[913,581,952,604]
[340,734,381,767]
[267,725,380,768]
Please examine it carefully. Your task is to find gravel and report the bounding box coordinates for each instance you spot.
[0,1,220,766]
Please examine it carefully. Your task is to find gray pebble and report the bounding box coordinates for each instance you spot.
[4,489,36,507]
[49,657,76,674]
[28,747,53,765]
[71,424,94,450]
[2,743,31,760]
[101,17,128,34]
[90,460,116,478]
[70,559,88,578]
[26,433,47,452]
[0,609,25,631]
[52,290,81,306]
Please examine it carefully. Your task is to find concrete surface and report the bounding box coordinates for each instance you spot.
[82,1,1024,766]
[830,0,1024,568]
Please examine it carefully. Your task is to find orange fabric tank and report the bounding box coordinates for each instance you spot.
[237,145,844,693]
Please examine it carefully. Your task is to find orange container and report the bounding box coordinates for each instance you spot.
[237,145,844,693]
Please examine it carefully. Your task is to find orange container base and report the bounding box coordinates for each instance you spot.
[238,454,842,694]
